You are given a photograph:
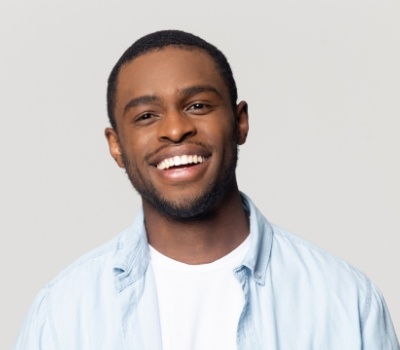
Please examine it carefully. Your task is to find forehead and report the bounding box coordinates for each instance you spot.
[115,47,229,111]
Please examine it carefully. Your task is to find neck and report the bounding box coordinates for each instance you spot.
[143,181,249,264]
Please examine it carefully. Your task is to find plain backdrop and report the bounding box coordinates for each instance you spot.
[1,0,399,347]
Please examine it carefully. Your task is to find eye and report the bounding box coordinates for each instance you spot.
[134,112,159,124]
[190,103,206,110]
[187,102,212,115]
[138,113,153,120]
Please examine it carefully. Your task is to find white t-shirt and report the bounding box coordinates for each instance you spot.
[150,236,250,350]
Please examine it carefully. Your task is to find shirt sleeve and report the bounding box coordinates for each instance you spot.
[13,288,58,350]
[362,281,400,350]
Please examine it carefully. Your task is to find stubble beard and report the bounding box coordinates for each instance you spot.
[121,139,239,221]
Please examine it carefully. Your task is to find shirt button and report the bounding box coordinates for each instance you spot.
[255,272,262,279]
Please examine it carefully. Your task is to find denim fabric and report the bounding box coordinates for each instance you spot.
[14,194,399,349]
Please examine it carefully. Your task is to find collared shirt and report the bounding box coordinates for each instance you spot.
[14,194,399,349]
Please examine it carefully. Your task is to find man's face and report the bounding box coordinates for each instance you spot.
[106,47,248,220]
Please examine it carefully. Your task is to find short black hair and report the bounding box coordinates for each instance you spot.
[107,30,238,130]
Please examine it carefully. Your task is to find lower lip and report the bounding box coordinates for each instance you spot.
[154,161,208,182]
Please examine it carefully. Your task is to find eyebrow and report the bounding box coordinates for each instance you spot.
[123,85,223,116]
[179,85,223,100]
[123,95,161,116]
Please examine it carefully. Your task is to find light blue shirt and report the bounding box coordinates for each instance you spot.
[15,194,399,349]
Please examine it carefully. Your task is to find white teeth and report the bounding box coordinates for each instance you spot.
[173,156,181,166]
[181,155,188,165]
[156,154,206,170]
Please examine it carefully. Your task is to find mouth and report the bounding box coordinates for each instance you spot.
[156,155,206,170]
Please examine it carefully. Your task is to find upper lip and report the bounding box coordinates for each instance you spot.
[147,143,212,167]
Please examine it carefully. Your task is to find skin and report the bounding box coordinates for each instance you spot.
[106,47,250,264]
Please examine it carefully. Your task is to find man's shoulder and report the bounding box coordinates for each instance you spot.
[246,205,399,348]
[46,224,136,291]
[14,225,142,349]
[243,193,369,292]
[271,224,362,268]
[268,223,369,292]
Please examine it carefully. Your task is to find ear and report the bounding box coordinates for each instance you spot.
[105,127,125,168]
[235,101,249,145]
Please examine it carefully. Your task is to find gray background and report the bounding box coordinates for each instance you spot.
[1,0,399,347]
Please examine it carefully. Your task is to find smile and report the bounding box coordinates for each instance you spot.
[156,155,206,170]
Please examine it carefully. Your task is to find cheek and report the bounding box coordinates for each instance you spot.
[120,130,153,158]
[212,123,236,147]
[200,115,235,139]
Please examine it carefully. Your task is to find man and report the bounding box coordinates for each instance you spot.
[15,30,399,349]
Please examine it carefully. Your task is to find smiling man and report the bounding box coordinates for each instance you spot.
[15,30,399,349]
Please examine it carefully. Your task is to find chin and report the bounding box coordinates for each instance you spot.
[145,183,225,221]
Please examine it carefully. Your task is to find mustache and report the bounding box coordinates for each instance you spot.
[144,141,211,163]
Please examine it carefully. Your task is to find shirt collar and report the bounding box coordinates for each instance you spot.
[240,192,273,286]
[113,209,150,292]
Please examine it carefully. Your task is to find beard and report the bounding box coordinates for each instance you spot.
[120,137,239,221]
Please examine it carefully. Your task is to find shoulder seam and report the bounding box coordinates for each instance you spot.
[44,287,61,349]
[360,277,372,334]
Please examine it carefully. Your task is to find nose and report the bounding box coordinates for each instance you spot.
[158,109,197,143]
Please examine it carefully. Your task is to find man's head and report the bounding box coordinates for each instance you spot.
[105,30,249,220]
[107,30,238,131]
